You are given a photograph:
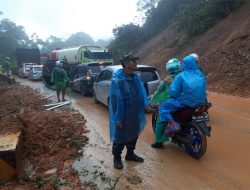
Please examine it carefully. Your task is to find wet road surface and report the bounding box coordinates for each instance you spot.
[18,79,250,190]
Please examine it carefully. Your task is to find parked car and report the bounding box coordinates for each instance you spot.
[70,62,113,96]
[93,65,160,107]
[18,63,38,78]
[28,65,43,80]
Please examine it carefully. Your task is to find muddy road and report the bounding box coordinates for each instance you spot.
[17,79,250,190]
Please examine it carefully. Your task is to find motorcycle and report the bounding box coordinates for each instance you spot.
[152,105,212,159]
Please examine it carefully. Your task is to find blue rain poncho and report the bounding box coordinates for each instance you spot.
[109,69,150,144]
[159,55,206,122]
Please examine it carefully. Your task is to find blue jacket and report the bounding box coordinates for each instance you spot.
[109,69,149,143]
[169,55,206,107]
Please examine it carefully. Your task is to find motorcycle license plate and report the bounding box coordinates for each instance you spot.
[192,115,206,122]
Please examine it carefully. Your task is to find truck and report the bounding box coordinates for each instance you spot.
[50,45,113,64]
[14,48,40,75]
[16,48,40,67]
[43,45,113,89]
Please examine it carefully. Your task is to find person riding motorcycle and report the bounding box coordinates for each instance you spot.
[151,58,182,148]
[157,54,207,140]
[190,53,212,113]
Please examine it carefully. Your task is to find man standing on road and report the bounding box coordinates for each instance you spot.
[4,57,10,76]
[51,60,69,102]
[109,54,150,169]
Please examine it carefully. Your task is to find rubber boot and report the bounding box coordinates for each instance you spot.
[125,151,144,162]
[113,156,123,169]
[112,143,124,169]
[125,138,144,162]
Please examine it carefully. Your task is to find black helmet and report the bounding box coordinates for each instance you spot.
[120,54,139,64]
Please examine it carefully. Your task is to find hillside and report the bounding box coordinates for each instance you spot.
[135,1,250,98]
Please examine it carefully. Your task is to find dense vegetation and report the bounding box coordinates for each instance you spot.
[109,0,245,62]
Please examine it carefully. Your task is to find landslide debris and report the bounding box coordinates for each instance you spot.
[0,84,88,189]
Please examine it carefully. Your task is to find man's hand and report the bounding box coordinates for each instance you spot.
[145,105,153,113]
[165,78,173,85]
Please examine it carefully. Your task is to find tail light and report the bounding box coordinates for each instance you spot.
[195,106,206,115]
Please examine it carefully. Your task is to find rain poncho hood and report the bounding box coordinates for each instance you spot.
[169,55,206,107]
[109,69,149,144]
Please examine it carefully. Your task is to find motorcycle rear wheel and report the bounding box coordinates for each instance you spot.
[183,123,207,159]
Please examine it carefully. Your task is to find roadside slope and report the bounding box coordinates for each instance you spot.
[135,1,250,97]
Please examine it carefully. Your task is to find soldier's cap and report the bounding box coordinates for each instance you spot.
[120,54,139,63]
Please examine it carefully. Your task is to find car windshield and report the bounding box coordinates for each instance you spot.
[87,62,112,74]
[25,64,37,68]
[34,67,43,71]
[90,52,112,59]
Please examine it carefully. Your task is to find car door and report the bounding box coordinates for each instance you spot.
[102,70,113,106]
[137,68,160,96]
[96,70,107,104]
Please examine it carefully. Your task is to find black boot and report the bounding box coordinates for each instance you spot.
[113,157,123,169]
[125,152,144,162]
[125,138,143,162]
[151,142,164,149]
[112,143,124,169]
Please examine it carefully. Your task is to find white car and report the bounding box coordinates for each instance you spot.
[18,63,38,78]
[93,65,160,107]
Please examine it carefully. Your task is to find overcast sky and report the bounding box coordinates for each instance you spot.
[1,0,140,41]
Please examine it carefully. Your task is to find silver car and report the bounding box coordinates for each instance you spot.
[28,65,43,80]
[18,63,38,78]
[93,65,160,107]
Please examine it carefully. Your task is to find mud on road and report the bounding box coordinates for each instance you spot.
[4,79,250,190]
[0,84,88,189]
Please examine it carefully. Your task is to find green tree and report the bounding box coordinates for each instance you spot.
[95,39,111,48]
[110,23,145,63]
[0,19,29,57]
[176,0,245,37]
[66,32,94,47]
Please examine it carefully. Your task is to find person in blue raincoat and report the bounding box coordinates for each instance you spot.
[109,54,150,169]
[158,54,206,127]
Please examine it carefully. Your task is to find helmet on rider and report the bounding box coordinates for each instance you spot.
[166,58,181,74]
[190,53,199,62]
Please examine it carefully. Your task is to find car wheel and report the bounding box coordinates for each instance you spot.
[93,90,99,104]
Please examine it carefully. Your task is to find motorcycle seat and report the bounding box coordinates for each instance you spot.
[172,107,194,123]
[172,104,207,123]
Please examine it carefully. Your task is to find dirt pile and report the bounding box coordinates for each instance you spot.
[136,2,250,97]
[0,84,88,189]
